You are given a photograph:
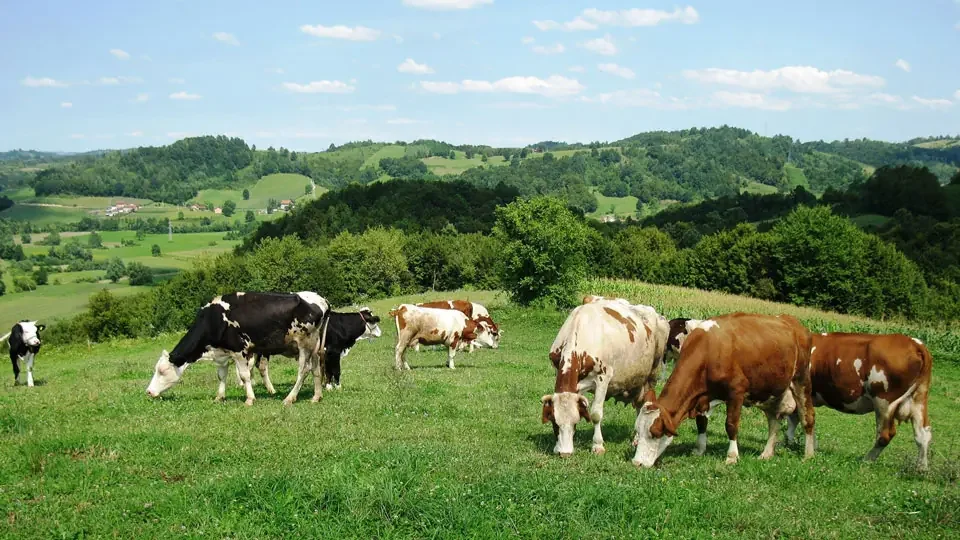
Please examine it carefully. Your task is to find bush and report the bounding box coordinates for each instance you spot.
[41,230,61,246]
[0,272,5,296]
[33,267,49,286]
[105,257,126,283]
[222,200,237,217]
[88,232,103,248]
[127,262,154,285]
[325,228,414,302]
[20,232,31,244]
[13,276,37,293]
[494,197,589,307]
[151,244,161,257]
[610,227,676,283]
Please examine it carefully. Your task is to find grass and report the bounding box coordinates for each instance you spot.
[190,173,324,210]
[589,190,639,219]
[0,282,148,331]
[740,181,780,195]
[20,232,239,269]
[361,145,405,169]
[423,153,506,176]
[1,285,957,537]
[0,204,93,225]
[850,214,890,230]
[784,164,811,190]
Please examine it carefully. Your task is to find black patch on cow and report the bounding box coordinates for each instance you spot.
[667,318,691,353]
[168,292,328,367]
[8,321,44,382]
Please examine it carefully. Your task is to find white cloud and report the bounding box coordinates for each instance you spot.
[300,24,380,41]
[402,0,493,10]
[535,6,698,31]
[169,91,202,100]
[683,66,885,94]
[98,76,142,85]
[110,48,131,60]
[712,91,792,111]
[133,93,149,103]
[213,32,240,46]
[532,43,565,55]
[895,59,911,72]
[582,35,617,55]
[60,102,72,108]
[420,75,584,97]
[128,131,143,137]
[568,65,585,73]
[912,95,953,109]
[521,36,535,44]
[598,63,635,79]
[22,76,68,88]
[584,88,693,110]
[393,34,404,44]
[169,77,186,84]
[397,58,435,74]
[386,118,424,124]
[282,80,355,93]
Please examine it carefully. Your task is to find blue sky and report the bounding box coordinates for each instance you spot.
[2,0,959,152]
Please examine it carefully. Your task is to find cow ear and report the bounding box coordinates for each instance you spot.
[37,324,46,331]
[541,395,554,424]
[577,395,591,420]
[641,401,659,414]
[660,412,678,437]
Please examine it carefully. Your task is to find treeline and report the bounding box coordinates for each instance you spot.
[801,138,960,182]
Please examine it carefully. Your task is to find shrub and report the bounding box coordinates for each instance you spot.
[610,227,676,283]
[87,232,103,249]
[13,276,37,293]
[494,197,589,308]
[33,267,49,286]
[151,244,161,257]
[127,262,154,285]
[20,232,31,244]
[325,228,414,302]
[105,257,126,283]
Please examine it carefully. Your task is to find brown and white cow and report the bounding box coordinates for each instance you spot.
[633,313,816,467]
[414,300,501,352]
[542,299,670,457]
[787,332,933,469]
[390,304,497,370]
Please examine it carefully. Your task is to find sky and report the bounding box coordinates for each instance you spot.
[2,0,959,152]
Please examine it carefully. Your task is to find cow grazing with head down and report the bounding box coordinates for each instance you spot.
[414,300,501,352]
[390,304,497,370]
[790,332,933,469]
[146,291,329,406]
[542,299,670,457]
[251,307,383,392]
[633,313,815,467]
[2,321,46,387]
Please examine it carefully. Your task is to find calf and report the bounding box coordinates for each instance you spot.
[2,321,46,387]
[787,332,933,469]
[633,313,815,467]
[390,304,497,370]
[146,291,329,406]
[251,308,382,392]
[542,299,670,456]
[415,300,501,352]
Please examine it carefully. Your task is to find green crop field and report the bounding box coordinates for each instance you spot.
[20,231,239,267]
[1,283,957,537]
[784,164,811,190]
[589,191,639,219]
[190,173,324,210]
[423,153,506,175]
[0,281,149,331]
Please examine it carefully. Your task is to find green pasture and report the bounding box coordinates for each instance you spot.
[0,282,149,331]
[190,173,324,210]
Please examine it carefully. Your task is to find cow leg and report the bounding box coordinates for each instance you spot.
[235,354,255,406]
[694,415,709,456]
[786,411,799,446]
[257,357,276,395]
[865,402,897,462]
[11,356,21,386]
[215,361,228,402]
[23,352,35,387]
[310,353,324,403]
[395,340,410,371]
[447,345,456,369]
[759,410,781,460]
[413,343,420,353]
[283,350,310,405]
[911,401,932,471]
[724,394,744,465]
[590,380,610,455]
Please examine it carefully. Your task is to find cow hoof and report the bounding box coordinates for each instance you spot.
[325,383,333,390]
[592,446,606,456]
[283,398,295,406]
[311,396,322,403]
[214,396,225,403]
[692,448,706,457]
[559,452,572,458]
[759,452,774,460]
[724,456,739,465]
[244,399,254,407]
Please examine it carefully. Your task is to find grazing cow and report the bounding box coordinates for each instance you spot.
[2,321,46,387]
[414,300,501,352]
[145,291,329,406]
[787,333,933,469]
[251,308,383,392]
[390,304,497,370]
[542,299,670,457]
[633,313,815,467]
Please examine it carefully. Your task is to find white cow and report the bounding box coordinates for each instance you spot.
[390,304,497,370]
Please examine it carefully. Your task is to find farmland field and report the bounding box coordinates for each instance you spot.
[589,191,639,219]
[1,284,957,537]
[19,231,239,269]
[0,281,149,331]
[190,173,325,210]
[741,180,780,195]
[423,153,506,175]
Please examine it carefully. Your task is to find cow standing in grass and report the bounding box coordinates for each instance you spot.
[633,313,815,467]
[542,299,670,457]
[390,304,498,370]
[788,332,933,469]
[2,321,46,387]
[414,300,501,352]
[146,291,329,405]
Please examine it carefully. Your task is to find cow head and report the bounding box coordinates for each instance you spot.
[18,321,45,347]
[474,316,500,349]
[357,308,382,339]
[146,350,188,397]
[541,392,590,457]
[632,399,677,467]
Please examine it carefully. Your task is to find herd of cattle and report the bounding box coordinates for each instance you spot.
[4,291,932,470]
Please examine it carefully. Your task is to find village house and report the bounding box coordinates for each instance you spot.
[214,207,223,215]
[104,200,140,217]
[279,199,293,211]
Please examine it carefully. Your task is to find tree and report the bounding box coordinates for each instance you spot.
[151,244,161,257]
[177,211,184,221]
[493,197,589,307]
[206,202,215,212]
[449,150,456,160]
[20,232,31,244]
[222,200,237,217]
[33,267,49,286]
[245,210,256,223]
[242,188,250,200]
[136,229,146,241]
[305,183,312,195]
[0,271,5,296]
[105,257,126,283]
[44,230,61,246]
[267,198,279,214]
[87,231,103,249]
[481,154,489,163]
[127,262,154,285]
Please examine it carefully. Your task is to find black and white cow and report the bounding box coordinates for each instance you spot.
[2,321,46,387]
[145,291,329,405]
[250,307,382,392]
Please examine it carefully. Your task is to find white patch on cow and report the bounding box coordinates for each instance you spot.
[17,321,42,347]
[821,332,827,336]
[146,350,187,397]
[692,320,718,332]
[726,439,739,464]
[853,358,862,376]
[547,393,587,456]
[695,432,707,455]
[912,337,923,345]
[867,365,889,391]
[204,296,230,311]
[836,358,842,366]
[222,313,240,328]
[560,356,572,375]
[632,406,674,467]
[296,291,329,312]
[811,346,816,355]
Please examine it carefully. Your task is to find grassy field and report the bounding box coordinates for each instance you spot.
[850,214,890,230]
[784,163,811,190]
[0,281,149,331]
[740,180,780,195]
[589,190,639,219]
[361,145,405,169]
[423,153,506,175]
[19,231,239,269]
[1,285,957,537]
[190,173,324,210]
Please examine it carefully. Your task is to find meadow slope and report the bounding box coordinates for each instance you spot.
[0,287,957,538]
